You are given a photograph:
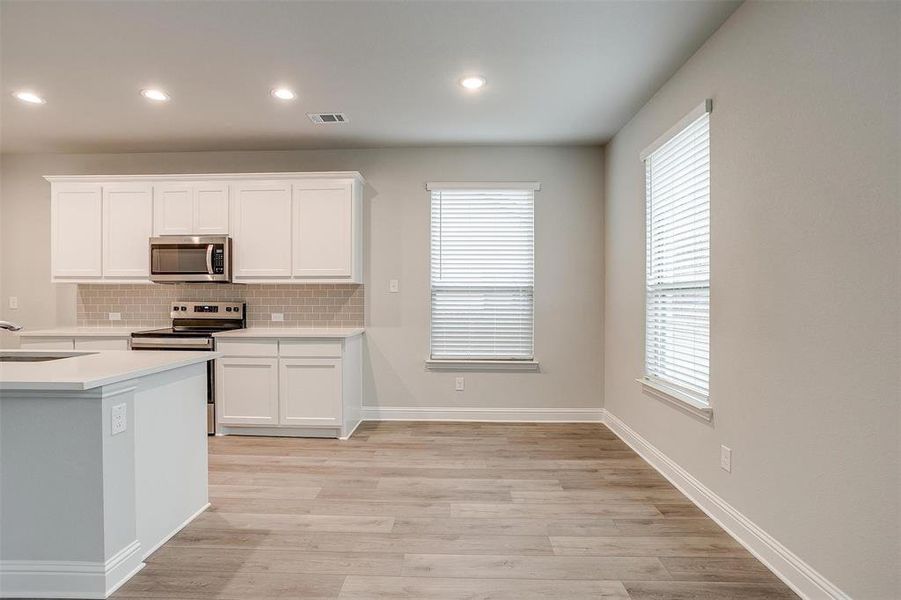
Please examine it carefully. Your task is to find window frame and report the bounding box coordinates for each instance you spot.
[425,181,540,372]
[636,100,713,420]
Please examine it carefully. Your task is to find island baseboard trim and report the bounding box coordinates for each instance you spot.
[141,503,211,560]
[0,540,144,599]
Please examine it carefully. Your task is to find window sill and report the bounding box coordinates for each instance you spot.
[636,377,713,422]
[426,359,540,372]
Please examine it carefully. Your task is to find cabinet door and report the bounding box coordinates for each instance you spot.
[152,184,194,235]
[103,184,153,278]
[217,357,279,425]
[20,338,75,350]
[74,338,130,351]
[51,184,102,279]
[292,181,353,278]
[194,182,229,234]
[279,358,342,427]
[231,182,293,279]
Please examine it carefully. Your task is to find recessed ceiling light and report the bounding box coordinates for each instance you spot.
[13,90,46,104]
[271,88,296,101]
[140,88,170,102]
[460,76,486,90]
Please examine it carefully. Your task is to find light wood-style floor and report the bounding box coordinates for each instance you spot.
[113,422,798,599]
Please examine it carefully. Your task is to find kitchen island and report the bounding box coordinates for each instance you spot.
[0,349,219,599]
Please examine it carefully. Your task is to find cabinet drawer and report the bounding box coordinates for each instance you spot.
[74,338,130,351]
[20,338,75,350]
[279,340,343,358]
[216,339,278,357]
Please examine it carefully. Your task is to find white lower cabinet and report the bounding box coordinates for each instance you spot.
[216,335,362,438]
[279,358,342,426]
[19,335,131,351]
[216,357,279,425]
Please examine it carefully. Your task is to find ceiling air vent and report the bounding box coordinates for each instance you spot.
[307,113,349,124]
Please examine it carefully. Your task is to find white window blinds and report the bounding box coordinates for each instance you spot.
[644,105,710,403]
[430,187,535,360]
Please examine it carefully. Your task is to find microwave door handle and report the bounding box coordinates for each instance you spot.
[206,244,214,275]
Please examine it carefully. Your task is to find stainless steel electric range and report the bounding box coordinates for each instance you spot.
[131,301,245,434]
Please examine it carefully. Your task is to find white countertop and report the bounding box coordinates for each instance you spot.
[213,327,365,339]
[18,327,141,338]
[0,350,220,391]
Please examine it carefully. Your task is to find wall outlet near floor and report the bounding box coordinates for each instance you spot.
[720,445,732,472]
[111,403,127,435]
[455,376,465,392]
[271,313,284,322]
[8,296,18,310]
[108,312,121,321]
[389,279,399,293]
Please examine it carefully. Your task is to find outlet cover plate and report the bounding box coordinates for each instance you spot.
[111,403,127,435]
[720,445,732,472]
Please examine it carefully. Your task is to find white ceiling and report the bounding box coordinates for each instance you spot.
[0,0,740,154]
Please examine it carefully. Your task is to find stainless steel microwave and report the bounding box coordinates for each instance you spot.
[149,236,232,283]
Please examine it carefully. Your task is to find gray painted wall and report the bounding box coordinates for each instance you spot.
[603,2,900,598]
[0,146,606,411]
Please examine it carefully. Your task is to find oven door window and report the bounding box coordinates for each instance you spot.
[151,245,211,275]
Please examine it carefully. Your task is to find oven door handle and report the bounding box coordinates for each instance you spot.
[131,337,215,350]
[206,244,214,275]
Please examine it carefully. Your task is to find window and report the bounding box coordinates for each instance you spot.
[642,101,711,408]
[428,183,537,364]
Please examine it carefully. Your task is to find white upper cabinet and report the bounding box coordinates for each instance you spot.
[231,181,293,279]
[193,182,229,234]
[102,183,153,279]
[153,183,194,235]
[47,172,363,284]
[293,180,353,279]
[153,182,229,235]
[51,183,103,280]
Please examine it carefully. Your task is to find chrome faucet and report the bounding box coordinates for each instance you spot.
[0,321,23,332]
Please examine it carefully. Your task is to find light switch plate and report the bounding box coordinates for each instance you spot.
[720,445,732,472]
[108,312,121,321]
[389,279,399,293]
[8,296,18,310]
[111,403,127,435]
[271,313,284,322]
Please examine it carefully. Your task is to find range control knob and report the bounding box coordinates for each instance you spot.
[225,307,232,312]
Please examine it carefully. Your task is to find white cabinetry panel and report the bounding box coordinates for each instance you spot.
[194,182,229,234]
[279,358,342,427]
[51,184,103,280]
[103,184,153,279]
[216,357,279,425]
[231,182,293,279]
[152,184,194,235]
[292,181,353,278]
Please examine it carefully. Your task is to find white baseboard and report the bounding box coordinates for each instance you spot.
[141,502,211,560]
[361,406,606,423]
[603,410,850,600]
[0,539,144,599]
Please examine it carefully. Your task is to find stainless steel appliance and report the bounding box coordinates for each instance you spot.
[131,301,245,434]
[149,235,232,283]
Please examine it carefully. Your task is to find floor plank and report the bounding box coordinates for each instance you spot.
[337,576,631,599]
[111,421,798,599]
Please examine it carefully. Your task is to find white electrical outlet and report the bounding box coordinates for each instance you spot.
[271,313,284,322]
[108,312,121,321]
[111,403,127,435]
[8,296,18,310]
[389,279,399,293]
[455,377,465,392]
[720,445,732,472]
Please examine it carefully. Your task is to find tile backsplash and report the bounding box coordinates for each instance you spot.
[77,284,364,328]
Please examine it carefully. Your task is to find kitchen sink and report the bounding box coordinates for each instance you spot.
[0,355,71,362]
[0,352,90,362]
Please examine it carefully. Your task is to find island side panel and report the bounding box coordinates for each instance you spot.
[0,393,106,563]
[133,362,210,559]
